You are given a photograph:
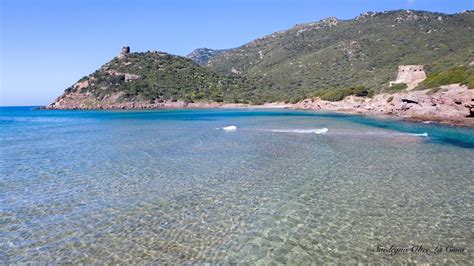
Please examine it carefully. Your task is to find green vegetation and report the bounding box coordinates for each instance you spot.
[72,52,261,104]
[417,66,474,90]
[310,85,370,101]
[61,10,474,105]
[207,10,474,101]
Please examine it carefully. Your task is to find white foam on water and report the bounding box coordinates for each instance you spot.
[330,131,429,138]
[222,125,237,131]
[407,132,429,137]
[268,128,329,134]
[366,131,429,138]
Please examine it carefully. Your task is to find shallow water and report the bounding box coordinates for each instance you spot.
[1,107,473,263]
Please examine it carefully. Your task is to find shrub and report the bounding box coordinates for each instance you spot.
[64,86,74,93]
[320,88,352,101]
[462,75,474,89]
[352,85,369,97]
[418,66,473,90]
[289,97,302,104]
[319,85,368,101]
[366,89,375,98]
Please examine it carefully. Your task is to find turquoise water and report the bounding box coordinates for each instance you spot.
[1,107,473,263]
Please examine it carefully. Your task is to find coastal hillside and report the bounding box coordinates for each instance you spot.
[48,49,261,109]
[48,10,474,109]
[206,10,474,101]
[187,48,229,65]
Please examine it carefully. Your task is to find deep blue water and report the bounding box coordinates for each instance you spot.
[1,106,473,263]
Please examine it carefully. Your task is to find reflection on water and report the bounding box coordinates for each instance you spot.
[1,107,473,263]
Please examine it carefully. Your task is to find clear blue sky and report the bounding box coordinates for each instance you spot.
[1,0,473,106]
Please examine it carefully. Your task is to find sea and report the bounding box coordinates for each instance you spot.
[1,106,473,263]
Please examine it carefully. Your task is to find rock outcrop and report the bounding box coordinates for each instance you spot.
[107,70,140,82]
[295,84,474,126]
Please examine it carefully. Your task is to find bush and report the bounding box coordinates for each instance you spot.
[320,88,352,101]
[289,97,302,104]
[366,89,375,98]
[352,85,369,97]
[319,85,368,101]
[462,75,474,89]
[418,66,473,90]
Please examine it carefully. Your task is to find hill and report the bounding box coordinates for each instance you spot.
[206,10,474,102]
[48,50,261,109]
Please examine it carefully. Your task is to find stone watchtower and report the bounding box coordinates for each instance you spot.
[395,65,426,83]
[118,46,130,59]
[389,65,427,90]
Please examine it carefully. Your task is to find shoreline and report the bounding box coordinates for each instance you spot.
[39,102,474,128]
[41,85,474,127]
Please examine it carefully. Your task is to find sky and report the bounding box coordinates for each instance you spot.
[1,0,473,106]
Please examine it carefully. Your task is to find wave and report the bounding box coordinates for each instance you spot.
[407,132,429,137]
[361,131,429,138]
[365,131,429,138]
[222,125,237,131]
[267,128,329,134]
